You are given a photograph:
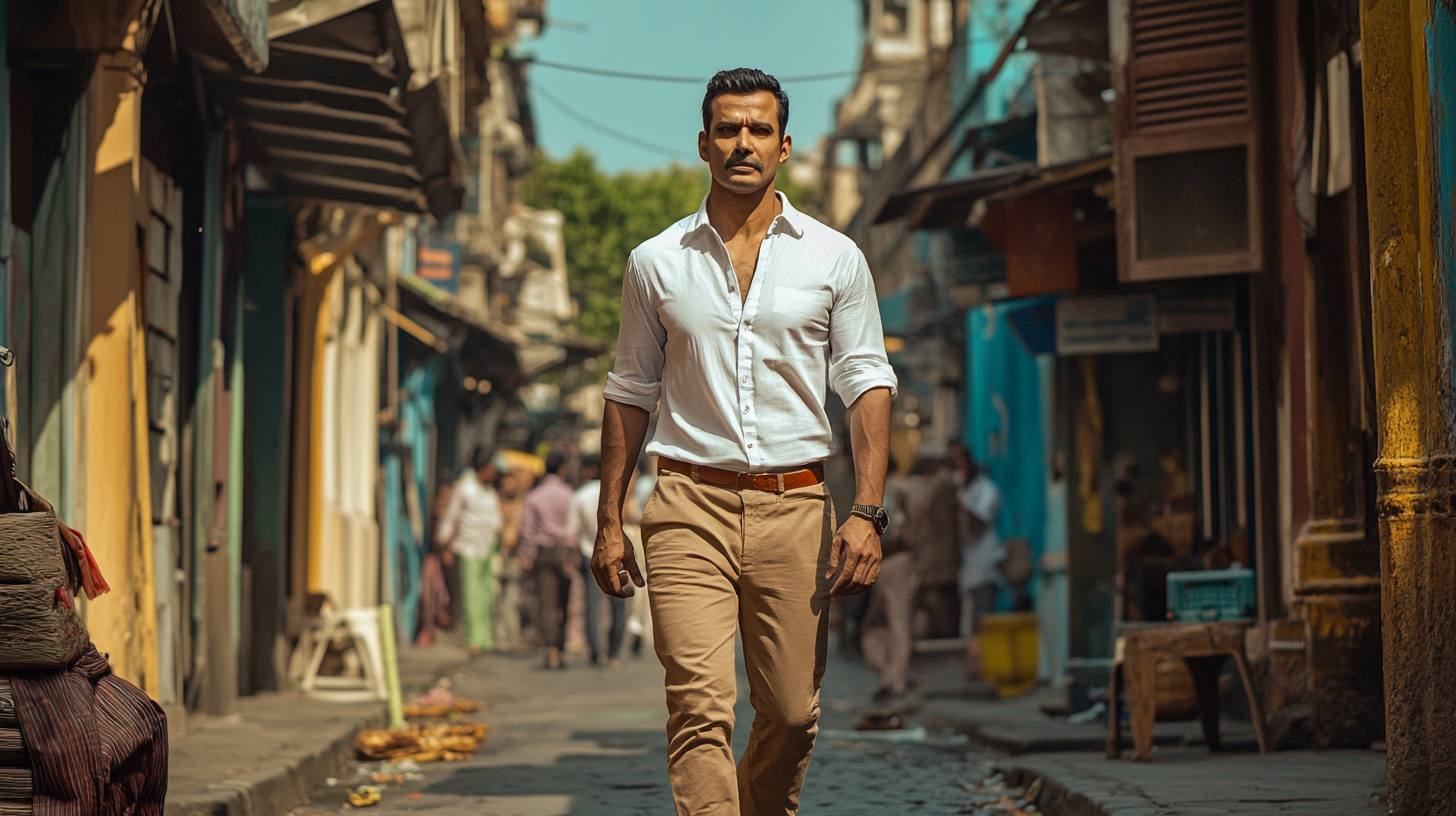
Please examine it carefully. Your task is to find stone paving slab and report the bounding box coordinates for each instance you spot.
[1002,748,1388,815]
[903,652,1386,815]
[164,644,469,816]
[290,645,1000,815]
[919,682,1266,757]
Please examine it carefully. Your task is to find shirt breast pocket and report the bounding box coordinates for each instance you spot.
[771,286,832,332]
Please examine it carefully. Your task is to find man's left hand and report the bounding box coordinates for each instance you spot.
[827,515,882,596]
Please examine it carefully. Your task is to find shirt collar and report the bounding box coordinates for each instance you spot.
[688,190,805,239]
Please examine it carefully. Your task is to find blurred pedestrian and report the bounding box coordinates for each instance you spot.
[590,69,897,815]
[952,444,1004,669]
[570,453,627,667]
[494,459,535,651]
[417,478,456,647]
[436,447,503,654]
[899,453,963,641]
[518,450,576,669]
[864,456,915,701]
[623,455,655,657]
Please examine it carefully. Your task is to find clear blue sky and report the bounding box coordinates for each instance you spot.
[520,0,863,173]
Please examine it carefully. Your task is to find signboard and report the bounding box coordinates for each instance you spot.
[1158,295,1237,334]
[416,241,462,294]
[1055,295,1159,355]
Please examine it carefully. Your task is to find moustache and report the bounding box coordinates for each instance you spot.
[725,154,764,171]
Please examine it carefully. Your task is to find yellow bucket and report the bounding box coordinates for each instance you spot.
[978,612,1040,697]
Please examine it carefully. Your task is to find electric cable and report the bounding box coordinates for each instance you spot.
[532,84,694,160]
[524,58,856,85]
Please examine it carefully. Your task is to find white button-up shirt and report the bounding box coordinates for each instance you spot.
[603,192,898,471]
[435,471,502,561]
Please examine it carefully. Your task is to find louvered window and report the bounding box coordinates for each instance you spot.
[1110,0,1262,282]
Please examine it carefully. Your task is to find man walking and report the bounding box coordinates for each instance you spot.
[570,453,627,667]
[518,450,576,669]
[592,68,896,816]
[435,447,503,653]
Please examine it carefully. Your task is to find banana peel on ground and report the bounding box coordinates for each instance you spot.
[404,684,482,718]
[348,785,382,807]
[355,723,491,762]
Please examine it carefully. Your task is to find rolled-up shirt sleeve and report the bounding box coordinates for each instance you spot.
[603,252,667,411]
[828,250,898,406]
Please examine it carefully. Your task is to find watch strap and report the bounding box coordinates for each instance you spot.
[850,504,888,533]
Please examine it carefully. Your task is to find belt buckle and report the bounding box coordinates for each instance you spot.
[690,464,702,484]
[775,473,785,493]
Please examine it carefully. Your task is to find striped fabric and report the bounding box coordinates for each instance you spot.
[0,676,28,816]
[4,645,167,816]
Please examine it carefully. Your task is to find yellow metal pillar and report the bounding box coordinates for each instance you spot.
[1360,0,1456,811]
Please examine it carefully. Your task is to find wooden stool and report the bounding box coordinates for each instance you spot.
[1106,621,1269,762]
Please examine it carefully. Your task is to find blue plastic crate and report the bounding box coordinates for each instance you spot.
[1166,568,1255,623]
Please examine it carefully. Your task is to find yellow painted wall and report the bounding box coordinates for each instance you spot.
[79,68,159,695]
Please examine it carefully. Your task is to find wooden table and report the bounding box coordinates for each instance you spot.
[1106,621,1269,762]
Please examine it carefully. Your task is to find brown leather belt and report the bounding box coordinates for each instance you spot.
[658,457,825,493]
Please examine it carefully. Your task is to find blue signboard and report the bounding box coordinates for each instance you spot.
[416,240,462,294]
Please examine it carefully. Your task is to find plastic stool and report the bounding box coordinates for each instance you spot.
[300,607,388,702]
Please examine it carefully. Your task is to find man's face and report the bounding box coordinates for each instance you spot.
[699,91,791,194]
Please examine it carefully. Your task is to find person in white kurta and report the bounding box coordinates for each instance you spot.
[436,449,502,652]
[953,446,1004,638]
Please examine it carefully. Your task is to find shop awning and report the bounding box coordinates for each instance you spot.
[973,154,1114,214]
[874,164,1036,229]
[173,0,271,72]
[1023,0,1109,62]
[875,153,1113,231]
[213,0,464,220]
[397,275,522,390]
[395,276,605,387]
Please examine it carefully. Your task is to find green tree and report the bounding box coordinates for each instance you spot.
[523,149,826,346]
[523,150,708,345]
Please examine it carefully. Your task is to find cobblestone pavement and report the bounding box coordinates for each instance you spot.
[291,642,994,815]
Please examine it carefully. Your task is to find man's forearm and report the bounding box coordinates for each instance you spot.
[848,387,892,506]
[598,399,651,525]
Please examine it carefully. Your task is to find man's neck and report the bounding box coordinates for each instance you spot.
[706,180,780,244]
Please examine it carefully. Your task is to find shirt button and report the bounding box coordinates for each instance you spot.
[747,443,754,449]
[743,406,750,413]
[741,376,748,384]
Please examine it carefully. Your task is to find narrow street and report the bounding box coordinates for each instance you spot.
[293,647,992,816]
[7,0,1450,814]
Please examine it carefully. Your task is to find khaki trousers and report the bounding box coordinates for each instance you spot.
[642,471,834,816]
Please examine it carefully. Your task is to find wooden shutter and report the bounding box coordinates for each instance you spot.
[1110,0,1262,281]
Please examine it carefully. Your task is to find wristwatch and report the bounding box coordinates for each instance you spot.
[850,504,890,536]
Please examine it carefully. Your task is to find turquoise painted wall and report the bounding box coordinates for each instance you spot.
[964,301,1049,596]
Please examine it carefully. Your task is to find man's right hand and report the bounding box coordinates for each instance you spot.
[591,522,645,598]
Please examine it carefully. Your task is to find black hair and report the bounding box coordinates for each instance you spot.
[581,453,602,474]
[470,446,494,472]
[701,68,789,137]
[545,450,569,475]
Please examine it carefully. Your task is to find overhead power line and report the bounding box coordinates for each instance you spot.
[532,84,694,160]
[524,58,857,85]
